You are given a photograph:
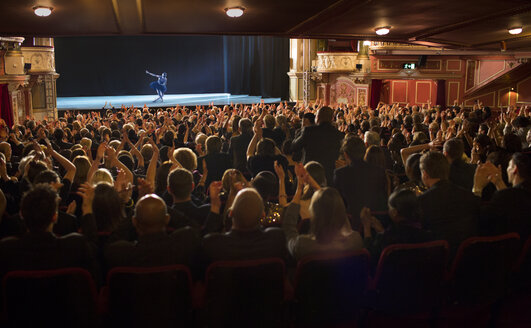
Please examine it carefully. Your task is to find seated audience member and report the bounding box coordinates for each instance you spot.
[282,186,362,260]
[247,118,289,178]
[474,152,531,239]
[361,189,432,262]
[396,153,426,195]
[444,138,476,190]
[250,171,283,227]
[334,136,388,229]
[0,184,98,279]
[418,151,480,252]
[167,168,221,232]
[203,188,288,262]
[228,118,254,174]
[104,194,201,269]
[92,182,125,233]
[198,136,232,187]
[291,106,344,185]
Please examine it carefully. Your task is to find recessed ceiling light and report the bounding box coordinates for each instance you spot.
[225,7,245,18]
[375,26,391,36]
[508,27,523,35]
[33,6,53,17]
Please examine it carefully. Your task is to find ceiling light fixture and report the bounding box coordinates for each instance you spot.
[225,7,245,18]
[33,6,53,17]
[363,40,371,46]
[508,27,523,35]
[375,26,391,36]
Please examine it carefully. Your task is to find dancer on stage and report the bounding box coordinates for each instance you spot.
[145,70,167,102]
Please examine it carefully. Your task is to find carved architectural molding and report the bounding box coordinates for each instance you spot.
[21,47,56,73]
[316,52,358,73]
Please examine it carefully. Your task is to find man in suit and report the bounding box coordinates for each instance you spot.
[203,188,288,263]
[475,152,531,239]
[228,118,253,174]
[105,194,201,269]
[333,136,388,230]
[418,151,480,253]
[197,136,232,187]
[291,106,344,185]
[444,138,476,191]
[0,184,98,279]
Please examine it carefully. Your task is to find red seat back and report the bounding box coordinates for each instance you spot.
[371,240,449,314]
[449,233,521,305]
[2,268,98,328]
[204,258,286,327]
[106,265,193,327]
[294,250,370,326]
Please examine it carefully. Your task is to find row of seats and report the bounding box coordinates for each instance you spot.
[2,233,531,328]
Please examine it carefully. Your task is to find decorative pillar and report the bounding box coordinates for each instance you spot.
[287,38,318,103]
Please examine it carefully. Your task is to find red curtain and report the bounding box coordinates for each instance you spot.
[0,84,14,127]
[370,79,382,109]
[436,80,446,109]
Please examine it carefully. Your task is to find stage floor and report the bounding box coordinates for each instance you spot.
[57,93,281,110]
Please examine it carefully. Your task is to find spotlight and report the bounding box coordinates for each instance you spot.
[508,27,522,35]
[33,6,53,17]
[225,7,245,18]
[375,27,390,36]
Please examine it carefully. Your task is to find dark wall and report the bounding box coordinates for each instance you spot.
[55,35,289,99]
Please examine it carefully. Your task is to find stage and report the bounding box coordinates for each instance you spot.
[57,93,282,110]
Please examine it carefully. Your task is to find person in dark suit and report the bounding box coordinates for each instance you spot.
[0,184,98,279]
[474,152,531,239]
[291,107,343,185]
[418,151,480,253]
[228,118,253,174]
[167,168,223,233]
[198,136,232,188]
[444,138,476,191]
[105,194,201,269]
[203,188,288,263]
[334,136,388,230]
[362,189,432,265]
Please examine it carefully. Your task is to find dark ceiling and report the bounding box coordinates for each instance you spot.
[0,0,530,51]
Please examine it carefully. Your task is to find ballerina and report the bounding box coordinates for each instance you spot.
[145,70,167,102]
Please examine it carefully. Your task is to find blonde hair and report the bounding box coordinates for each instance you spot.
[92,168,114,186]
[73,156,91,185]
[174,148,197,171]
[80,137,92,150]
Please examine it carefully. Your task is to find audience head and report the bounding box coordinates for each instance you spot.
[251,171,278,201]
[507,152,531,186]
[222,169,246,192]
[310,187,348,243]
[0,142,12,161]
[167,168,194,201]
[364,145,386,169]
[264,115,276,129]
[205,136,222,154]
[133,194,169,235]
[92,168,114,186]
[239,118,253,134]
[341,136,366,162]
[302,112,316,127]
[443,138,465,163]
[174,148,198,172]
[388,189,421,224]
[21,184,59,233]
[364,131,380,147]
[302,161,327,200]
[257,138,276,156]
[230,188,265,231]
[316,106,334,125]
[26,160,48,185]
[92,182,123,232]
[34,170,63,191]
[405,153,423,184]
[420,151,450,188]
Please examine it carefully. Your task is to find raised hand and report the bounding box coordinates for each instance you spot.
[76,183,95,215]
[274,160,285,181]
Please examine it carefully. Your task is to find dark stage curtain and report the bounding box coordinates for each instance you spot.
[55,36,289,99]
[370,79,382,109]
[223,36,289,99]
[436,80,446,109]
[0,84,14,127]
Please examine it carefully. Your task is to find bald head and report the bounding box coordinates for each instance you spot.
[231,188,264,231]
[133,194,169,234]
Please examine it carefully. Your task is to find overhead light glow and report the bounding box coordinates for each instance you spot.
[363,40,371,46]
[508,27,523,35]
[375,26,390,36]
[225,7,244,18]
[33,6,53,17]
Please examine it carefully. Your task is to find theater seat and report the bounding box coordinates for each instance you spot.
[202,258,286,328]
[365,241,449,328]
[440,233,521,328]
[101,265,193,328]
[2,268,98,328]
[293,250,370,327]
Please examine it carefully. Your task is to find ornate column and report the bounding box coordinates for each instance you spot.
[22,37,59,121]
[287,39,318,103]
